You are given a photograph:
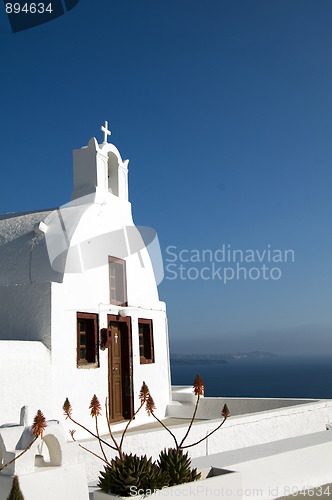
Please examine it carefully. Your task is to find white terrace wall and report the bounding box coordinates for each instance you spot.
[79,399,332,482]
[0,341,51,425]
[168,391,320,418]
[0,422,89,500]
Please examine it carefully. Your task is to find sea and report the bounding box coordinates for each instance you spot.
[170,356,332,400]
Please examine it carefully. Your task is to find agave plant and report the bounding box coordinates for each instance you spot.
[98,454,170,497]
[6,476,24,500]
[65,375,230,491]
[141,374,230,488]
[158,448,201,486]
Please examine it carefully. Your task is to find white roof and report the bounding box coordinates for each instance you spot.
[0,209,64,285]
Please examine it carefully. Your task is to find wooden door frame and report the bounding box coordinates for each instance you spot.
[107,314,134,421]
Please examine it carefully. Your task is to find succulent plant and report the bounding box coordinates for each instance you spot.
[98,453,170,496]
[7,476,24,500]
[158,448,201,486]
[65,378,229,495]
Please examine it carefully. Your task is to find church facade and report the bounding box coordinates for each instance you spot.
[0,123,171,434]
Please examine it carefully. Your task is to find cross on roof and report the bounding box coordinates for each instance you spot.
[101,121,111,143]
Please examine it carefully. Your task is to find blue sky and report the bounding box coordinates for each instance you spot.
[0,0,332,355]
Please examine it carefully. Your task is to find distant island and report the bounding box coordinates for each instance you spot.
[170,351,278,364]
[171,358,227,365]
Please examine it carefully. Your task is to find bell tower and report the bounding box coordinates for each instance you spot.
[71,121,129,203]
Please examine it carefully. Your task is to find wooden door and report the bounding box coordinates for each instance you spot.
[109,322,123,422]
[107,314,134,423]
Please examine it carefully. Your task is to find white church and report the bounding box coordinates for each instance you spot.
[0,122,171,434]
[1,124,332,500]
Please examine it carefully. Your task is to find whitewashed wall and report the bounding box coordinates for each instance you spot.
[0,341,51,425]
[79,398,332,482]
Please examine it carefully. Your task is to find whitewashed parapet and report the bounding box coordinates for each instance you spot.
[0,416,89,500]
